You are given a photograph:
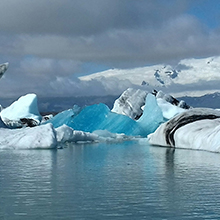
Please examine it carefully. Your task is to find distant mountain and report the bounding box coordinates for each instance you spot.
[179,92,220,109]
[79,56,220,96]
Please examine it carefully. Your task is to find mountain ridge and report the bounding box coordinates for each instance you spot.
[79,56,220,97]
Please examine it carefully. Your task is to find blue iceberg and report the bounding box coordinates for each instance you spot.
[46,93,164,137]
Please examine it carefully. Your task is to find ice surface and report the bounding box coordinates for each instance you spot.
[56,124,98,143]
[0,94,42,128]
[137,93,164,134]
[156,98,186,120]
[0,88,196,149]
[0,123,57,149]
[112,88,147,119]
[47,93,164,137]
[55,125,133,144]
[0,117,7,128]
[148,108,220,152]
[0,62,9,79]
[93,130,133,142]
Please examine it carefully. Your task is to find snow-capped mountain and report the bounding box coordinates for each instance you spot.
[79,56,220,96]
[79,64,176,87]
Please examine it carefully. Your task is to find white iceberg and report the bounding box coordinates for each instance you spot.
[56,124,99,143]
[112,88,147,120]
[0,123,57,149]
[156,98,186,120]
[0,93,42,128]
[112,88,189,121]
[148,108,220,152]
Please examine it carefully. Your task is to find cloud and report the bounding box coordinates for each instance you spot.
[0,0,220,98]
[0,0,188,36]
[11,15,220,67]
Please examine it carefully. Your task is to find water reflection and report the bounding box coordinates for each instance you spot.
[1,142,220,219]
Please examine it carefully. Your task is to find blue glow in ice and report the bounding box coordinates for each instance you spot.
[46,94,164,137]
[137,93,164,134]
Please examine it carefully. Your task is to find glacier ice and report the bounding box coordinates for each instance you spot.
[0,88,203,150]
[46,93,164,137]
[148,108,220,152]
[0,62,9,79]
[156,98,186,120]
[111,88,147,120]
[155,90,190,109]
[56,124,99,143]
[0,93,42,128]
[0,124,57,149]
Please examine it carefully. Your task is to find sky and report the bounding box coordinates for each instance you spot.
[0,0,220,98]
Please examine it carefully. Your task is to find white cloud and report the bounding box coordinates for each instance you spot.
[0,0,220,98]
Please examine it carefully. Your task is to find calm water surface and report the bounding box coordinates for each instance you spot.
[1,140,220,219]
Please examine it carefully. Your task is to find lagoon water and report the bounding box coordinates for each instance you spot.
[1,140,220,219]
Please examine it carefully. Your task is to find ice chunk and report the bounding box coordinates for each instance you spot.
[112,88,189,122]
[138,93,164,134]
[112,88,147,120]
[148,108,220,152]
[155,90,190,109]
[56,124,134,144]
[56,124,98,143]
[93,130,134,142]
[64,103,143,136]
[0,123,57,149]
[0,93,42,128]
[47,93,164,137]
[41,114,54,123]
[0,117,7,128]
[0,62,9,79]
[156,98,186,120]
[42,105,81,128]
[174,119,220,152]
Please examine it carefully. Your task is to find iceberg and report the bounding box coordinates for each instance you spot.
[112,88,147,120]
[112,88,189,121]
[55,124,99,143]
[148,108,220,152]
[0,62,9,79]
[0,124,57,149]
[0,88,194,149]
[156,98,186,120]
[0,93,42,128]
[46,93,164,137]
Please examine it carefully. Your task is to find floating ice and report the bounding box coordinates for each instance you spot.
[148,108,220,152]
[47,93,164,137]
[56,124,98,143]
[155,90,190,109]
[93,130,134,142]
[0,123,57,149]
[112,88,147,120]
[0,93,42,128]
[0,88,193,149]
[156,98,186,120]
[112,88,188,121]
